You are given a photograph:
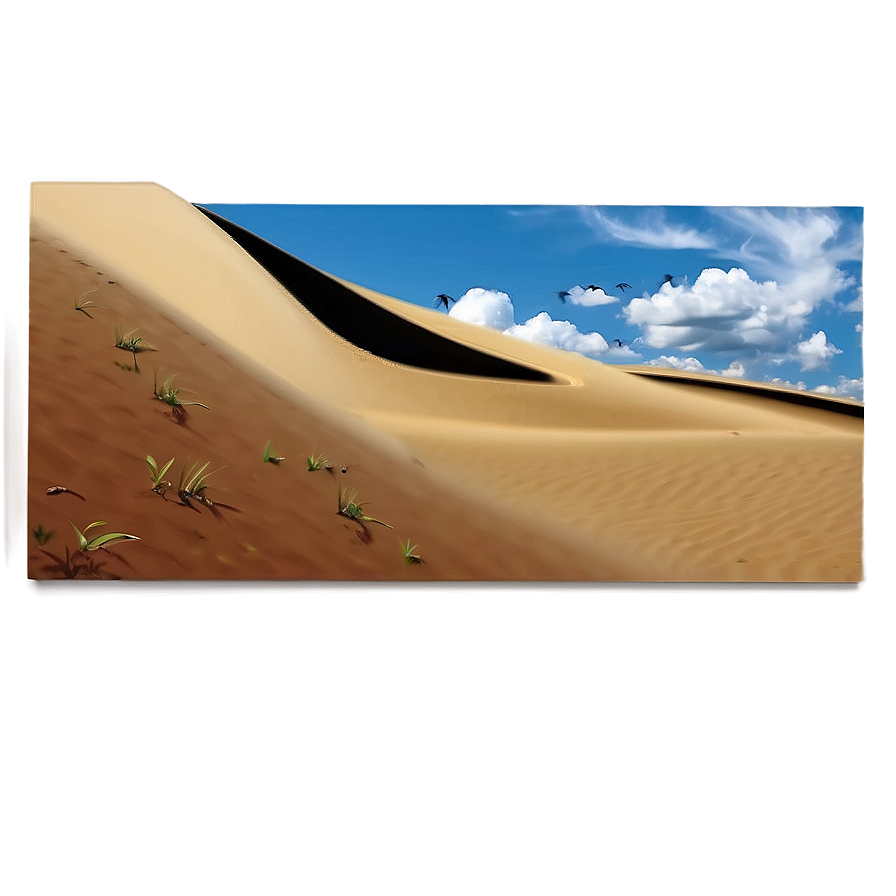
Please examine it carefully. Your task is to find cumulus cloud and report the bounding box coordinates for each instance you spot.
[624,267,795,353]
[449,287,515,330]
[794,331,842,371]
[644,355,708,373]
[644,356,747,378]
[720,360,746,378]
[506,312,610,356]
[563,284,619,307]
[581,208,716,250]
[449,288,639,361]
[812,377,864,400]
[766,377,808,391]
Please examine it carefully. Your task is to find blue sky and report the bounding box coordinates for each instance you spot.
[202,204,864,399]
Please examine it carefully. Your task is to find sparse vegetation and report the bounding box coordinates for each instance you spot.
[33,523,54,545]
[69,519,140,552]
[337,485,392,528]
[176,460,220,509]
[114,324,156,372]
[146,454,175,495]
[263,441,285,465]
[74,288,98,318]
[307,452,331,472]
[153,371,210,417]
[400,538,423,564]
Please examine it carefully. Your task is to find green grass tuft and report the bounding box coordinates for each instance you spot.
[68,519,140,552]
[307,452,331,472]
[400,538,424,564]
[146,454,175,495]
[176,460,221,509]
[114,324,156,372]
[153,371,210,413]
[337,485,392,528]
[263,441,285,465]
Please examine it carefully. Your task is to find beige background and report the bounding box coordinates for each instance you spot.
[0,2,896,894]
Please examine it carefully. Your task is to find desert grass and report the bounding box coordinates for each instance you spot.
[114,324,156,372]
[337,485,392,529]
[69,519,140,552]
[153,371,210,421]
[176,460,220,510]
[74,288,98,318]
[146,454,175,495]
[307,452,331,472]
[263,440,285,464]
[400,538,423,564]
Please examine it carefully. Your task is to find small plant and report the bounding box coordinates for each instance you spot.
[307,452,331,472]
[153,371,210,416]
[74,288,98,318]
[114,324,156,372]
[176,460,220,509]
[400,538,424,565]
[337,485,392,528]
[146,454,175,495]
[33,523,54,545]
[69,519,140,553]
[263,441,285,465]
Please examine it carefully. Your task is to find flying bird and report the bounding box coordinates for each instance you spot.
[660,274,677,288]
[609,338,628,347]
[433,294,455,310]
[584,284,607,293]
[616,282,632,292]
[553,290,572,304]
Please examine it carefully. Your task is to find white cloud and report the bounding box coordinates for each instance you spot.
[449,288,640,361]
[720,360,746,378]
[716,207,861,269]
[643,356,747,378]
[812,377,864,400]
[712,207,860,308]
[506,312,612,357]
[563,284,619,307]
[581,208,716,250]
[449,287,515,330]
[794,331,842,371]
[624,267,795,353]
[843,286,863,312]
[644,355,708,373]
[766,377,808,391]
[856,323,863,332]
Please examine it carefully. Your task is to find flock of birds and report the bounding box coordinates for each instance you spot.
[430,275,681,349]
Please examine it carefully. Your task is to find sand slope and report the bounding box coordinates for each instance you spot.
[28,183,863,581]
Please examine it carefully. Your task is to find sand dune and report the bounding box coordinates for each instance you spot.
[28,183,863,581]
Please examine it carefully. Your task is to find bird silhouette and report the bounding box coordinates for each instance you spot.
[616,282,632,292]
[659,274,677,288]
[433,294,455,310]
[609,338,628,347]
[584,284,607,293]
[554,290,572,304]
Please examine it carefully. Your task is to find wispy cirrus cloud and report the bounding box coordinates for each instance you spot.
[579,207,717,250]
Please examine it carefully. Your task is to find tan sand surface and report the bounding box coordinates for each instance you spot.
[28,183,863,582]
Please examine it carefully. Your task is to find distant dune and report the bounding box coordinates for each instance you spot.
[28,183,864,581]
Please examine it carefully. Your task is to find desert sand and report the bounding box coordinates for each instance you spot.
[27,183,863,581]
